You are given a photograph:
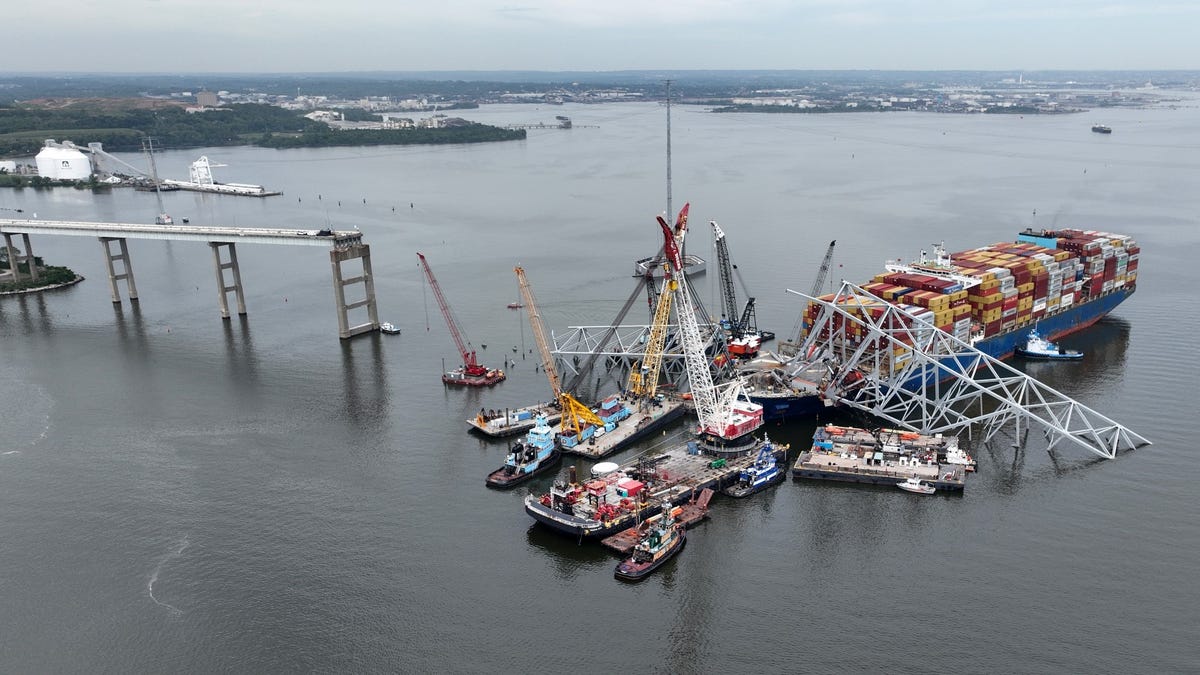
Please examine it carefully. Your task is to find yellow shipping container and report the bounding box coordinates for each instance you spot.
[1017,282,1035,294]
[954,304,972,318]
[947,289,968,303]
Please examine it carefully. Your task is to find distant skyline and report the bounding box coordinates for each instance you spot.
[9,1,1200,73]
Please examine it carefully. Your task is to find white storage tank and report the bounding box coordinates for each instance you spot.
[34,140,92,180]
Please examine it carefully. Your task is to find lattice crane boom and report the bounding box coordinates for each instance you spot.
[515,266,604,436]
[782,239,836,356]
[417,252,482,375]
[712,221,740,331]
[515,266,561,397]
[658,206,723,430]
[627,260,675,398]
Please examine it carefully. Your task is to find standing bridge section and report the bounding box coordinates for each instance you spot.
[0,219,379,339]
[784,281,1149,460]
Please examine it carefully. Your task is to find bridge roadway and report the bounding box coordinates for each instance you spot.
[0,218,379,338]
[0,218,363,248]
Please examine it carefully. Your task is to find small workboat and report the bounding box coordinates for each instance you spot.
[722,436,785,498]
[1015,328,1082,360]
[506,302,523,309]
[897,476,936,495]
[615,500,686,581]
[485,414,561,489]
[380,321,401,335]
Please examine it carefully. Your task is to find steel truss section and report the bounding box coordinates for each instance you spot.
[787,281,1150,459]
[552,323,733,394]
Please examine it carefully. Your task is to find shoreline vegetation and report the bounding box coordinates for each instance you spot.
[0,102,524,158]
[0,262,81,294]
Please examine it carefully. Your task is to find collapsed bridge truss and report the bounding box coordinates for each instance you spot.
[786,281,1150,459]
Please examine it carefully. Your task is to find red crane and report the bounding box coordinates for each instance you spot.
[417,252,505,386]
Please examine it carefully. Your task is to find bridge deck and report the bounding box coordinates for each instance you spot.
[0,219,361,248]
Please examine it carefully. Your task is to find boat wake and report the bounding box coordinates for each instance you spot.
[4,383,53,449]
[2,450,19,456]
[148,534,190,614]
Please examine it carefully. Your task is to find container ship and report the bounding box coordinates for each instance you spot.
[750,227,1139,420]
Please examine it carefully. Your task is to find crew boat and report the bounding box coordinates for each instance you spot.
[897,476,936,495]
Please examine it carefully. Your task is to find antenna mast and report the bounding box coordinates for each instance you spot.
[665,79,673,221]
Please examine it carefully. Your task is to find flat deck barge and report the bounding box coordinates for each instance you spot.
[791,425,969,491]
[601,488,713,554]
[467,404,562,438]
[562,398,688,459]
[526,438,785,540]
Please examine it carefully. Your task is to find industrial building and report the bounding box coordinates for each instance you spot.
[34,140,92,180]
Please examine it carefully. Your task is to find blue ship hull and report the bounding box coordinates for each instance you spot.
[752,287,1134,420]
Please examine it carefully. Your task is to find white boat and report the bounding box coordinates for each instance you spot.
[380,322,401,335]
[1014,328,1081,360]
[897,476,936,495]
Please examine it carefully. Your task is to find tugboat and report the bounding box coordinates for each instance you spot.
[1015,328,1083,361]
[379,321,401,335]
[722,436,787,498]
[1091,124,1113,134]
[614,500,686,581]
[897,476,936,495]
[486,414,560,489]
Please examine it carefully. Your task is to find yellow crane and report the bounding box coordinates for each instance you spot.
[627,264,675,398]
[627,204,688,399]
[515,266,604,438]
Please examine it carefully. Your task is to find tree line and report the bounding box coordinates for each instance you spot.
[0,102,521,157]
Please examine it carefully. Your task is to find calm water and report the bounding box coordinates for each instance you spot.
[2,101,1198,673]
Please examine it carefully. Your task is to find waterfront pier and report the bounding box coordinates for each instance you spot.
[0,219,379,338]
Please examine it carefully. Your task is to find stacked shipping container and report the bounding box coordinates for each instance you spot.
[801,229,1138,349]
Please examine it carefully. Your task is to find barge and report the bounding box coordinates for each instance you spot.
[468,403,562,438]
[525,437,785,540]
[601,488,712,554]
[560,396,688,459]
[791,425,971,491]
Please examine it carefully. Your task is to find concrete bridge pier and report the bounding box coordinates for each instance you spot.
[99,236,138,303]
[209,242,247,318]
[3,233,39,283]
[329,243,380,339]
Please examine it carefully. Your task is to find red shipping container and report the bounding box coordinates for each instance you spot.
[616,478,644,497]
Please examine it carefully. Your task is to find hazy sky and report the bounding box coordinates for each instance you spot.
[10,0,1199,72]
